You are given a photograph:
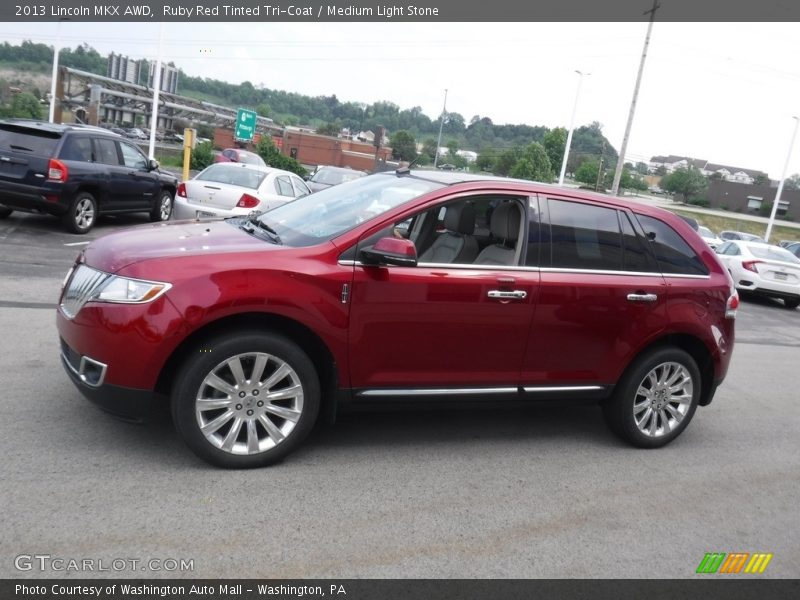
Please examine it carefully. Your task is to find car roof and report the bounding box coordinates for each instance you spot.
[0,119,123,137]
[317,165,366,173]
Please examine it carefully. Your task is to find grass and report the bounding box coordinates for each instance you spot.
[668,209,800,243]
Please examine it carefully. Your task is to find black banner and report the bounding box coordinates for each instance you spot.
[2,0,799,22]
[4,579,800,600]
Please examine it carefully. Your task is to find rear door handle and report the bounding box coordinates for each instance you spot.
[488,290,527,300]
[627,293,658,303]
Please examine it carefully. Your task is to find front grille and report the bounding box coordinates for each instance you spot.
[60,265,110,319]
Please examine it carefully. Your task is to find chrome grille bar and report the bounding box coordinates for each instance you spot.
[60,265,110,319]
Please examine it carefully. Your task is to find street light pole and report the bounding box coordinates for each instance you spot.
[558,70,589,186]
[433,88,448,168]
[48,19,65,123]
[148,22,165,160]
[765,116,799,243]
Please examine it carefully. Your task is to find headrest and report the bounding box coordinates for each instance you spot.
[444,202,476,235]
[490,202,520,242]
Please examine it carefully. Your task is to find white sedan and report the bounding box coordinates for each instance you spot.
[698,225,723,250]
[715,240,800,309]
[173,163,311,220]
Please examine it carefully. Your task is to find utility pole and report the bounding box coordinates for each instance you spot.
[147,22,165,160]
[595,141,606,192]
[765,116,799,242]
[48,19,66,123]
[433,88,448,168]
[611,0,659,196]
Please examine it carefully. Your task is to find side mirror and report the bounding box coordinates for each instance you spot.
[360,237,417,267]
[148,158,159,171]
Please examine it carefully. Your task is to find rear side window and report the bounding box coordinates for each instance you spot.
[620,212,653,272]
[637,215,709,275]
[0,125,61,156]
[59,136,93,162]
[548,199,623,271]
[275,176,294,197]
[95,139,120,165]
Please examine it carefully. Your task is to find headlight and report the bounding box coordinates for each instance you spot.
[61,265,171,319]
[92,275,171,304]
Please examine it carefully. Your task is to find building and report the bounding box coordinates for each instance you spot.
[649,155,767,185]
[705,180,798,221]
[281,130,393,172]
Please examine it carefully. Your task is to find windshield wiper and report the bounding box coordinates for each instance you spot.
[239,212,282,244]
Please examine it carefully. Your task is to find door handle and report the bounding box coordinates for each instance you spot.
[627,293,658,303]
[488,290,527,300]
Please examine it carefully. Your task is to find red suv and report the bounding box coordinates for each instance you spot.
[57,171,738,468]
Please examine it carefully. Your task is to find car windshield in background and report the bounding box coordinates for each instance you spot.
[699,226,714,237]
[257,173,443,247]
[237,152,263,165]
[0,125,61,155]
[749,245,800,264]
[312,169,365,185]
[195,164,266,189]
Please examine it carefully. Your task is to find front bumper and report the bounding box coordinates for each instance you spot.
[60,338,155,421]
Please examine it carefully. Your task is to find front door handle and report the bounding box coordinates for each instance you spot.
[488,290,527,300]
[627,293,658,303]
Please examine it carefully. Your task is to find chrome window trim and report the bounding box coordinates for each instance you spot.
[358,387,518,397]
[338,260,710,279]
[523,385,604,393]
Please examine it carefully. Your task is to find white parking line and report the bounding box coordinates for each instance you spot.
[64,241,91,246]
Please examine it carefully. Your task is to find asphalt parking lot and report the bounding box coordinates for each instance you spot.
[1,211,799,579]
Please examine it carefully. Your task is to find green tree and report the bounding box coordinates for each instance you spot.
[256,103,272,118]
[476,150,495,172]
[543,128,567,177]
[8,92,42,119]
[390,130,417,162]
[316,122,340,137]
[515,142,553,182]
[421,138,438,161]
[494,147,524,177]
[784,173,800,191]
[255,136,307,177]
[660,166,708,203]
[446,139,459,158]
[575,159,600,187]
[753,174,769,185]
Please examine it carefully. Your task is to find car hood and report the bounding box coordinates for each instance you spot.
[83,219,276,273]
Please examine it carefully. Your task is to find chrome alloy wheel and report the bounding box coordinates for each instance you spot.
[195,352,304,455]
[632,361,693,438]
[158,194,172,220]
[75,197,95,229]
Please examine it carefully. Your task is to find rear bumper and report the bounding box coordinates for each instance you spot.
[736,278,800,300]
[0,180,68,215]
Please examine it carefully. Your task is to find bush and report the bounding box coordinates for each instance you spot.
[256,137,307,177]
[190,141,214,171]
[687,197,710,207]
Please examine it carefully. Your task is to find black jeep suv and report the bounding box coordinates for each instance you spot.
[0,120,177,233]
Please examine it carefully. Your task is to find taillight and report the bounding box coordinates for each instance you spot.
[236,193,260,208]
[176,182,187,198]
[47,158,68,183]
[742,260,762,273]
[725,292,739,319]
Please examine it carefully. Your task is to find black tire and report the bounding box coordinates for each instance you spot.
[171,332,320,468]
[0,207,12,219]
[784,297,800,309]
[602,347,701,448]
[150,189,173,222]
[61,192,97,234]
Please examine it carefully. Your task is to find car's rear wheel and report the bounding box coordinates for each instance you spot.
[783,297,800,309]
[603,347,700,448]
[150,189,173,222]
[0,207,12,219]
[62,192,97,234]
[172,332,320,468]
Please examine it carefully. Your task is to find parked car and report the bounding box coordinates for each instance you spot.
[173,162,311,220]
[785,242,800,258]
[0,119,177,233]
[214,148,267,167]
[305,165,367,192]
[778,239,800,249]
[698,226,724,249]
[57,170,738,468]
[125,127,147,140]
[719,230,766,243]
[715,240,800,308]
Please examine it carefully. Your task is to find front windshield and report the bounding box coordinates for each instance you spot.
[257,173,443,247]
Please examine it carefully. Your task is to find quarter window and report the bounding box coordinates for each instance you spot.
[275,176,294,197]
[59,136,93,162]
[637,215,709,275]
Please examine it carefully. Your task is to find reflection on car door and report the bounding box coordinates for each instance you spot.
[347,195,540,393]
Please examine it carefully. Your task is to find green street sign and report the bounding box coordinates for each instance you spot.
[234,108,257,141]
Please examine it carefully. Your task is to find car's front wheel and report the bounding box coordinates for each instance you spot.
[62,192,97,234]
[172,332,320,468]
[603,347,701,448]
[150,189,174,222]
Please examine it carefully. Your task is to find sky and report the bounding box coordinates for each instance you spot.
[3,21,800,179]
